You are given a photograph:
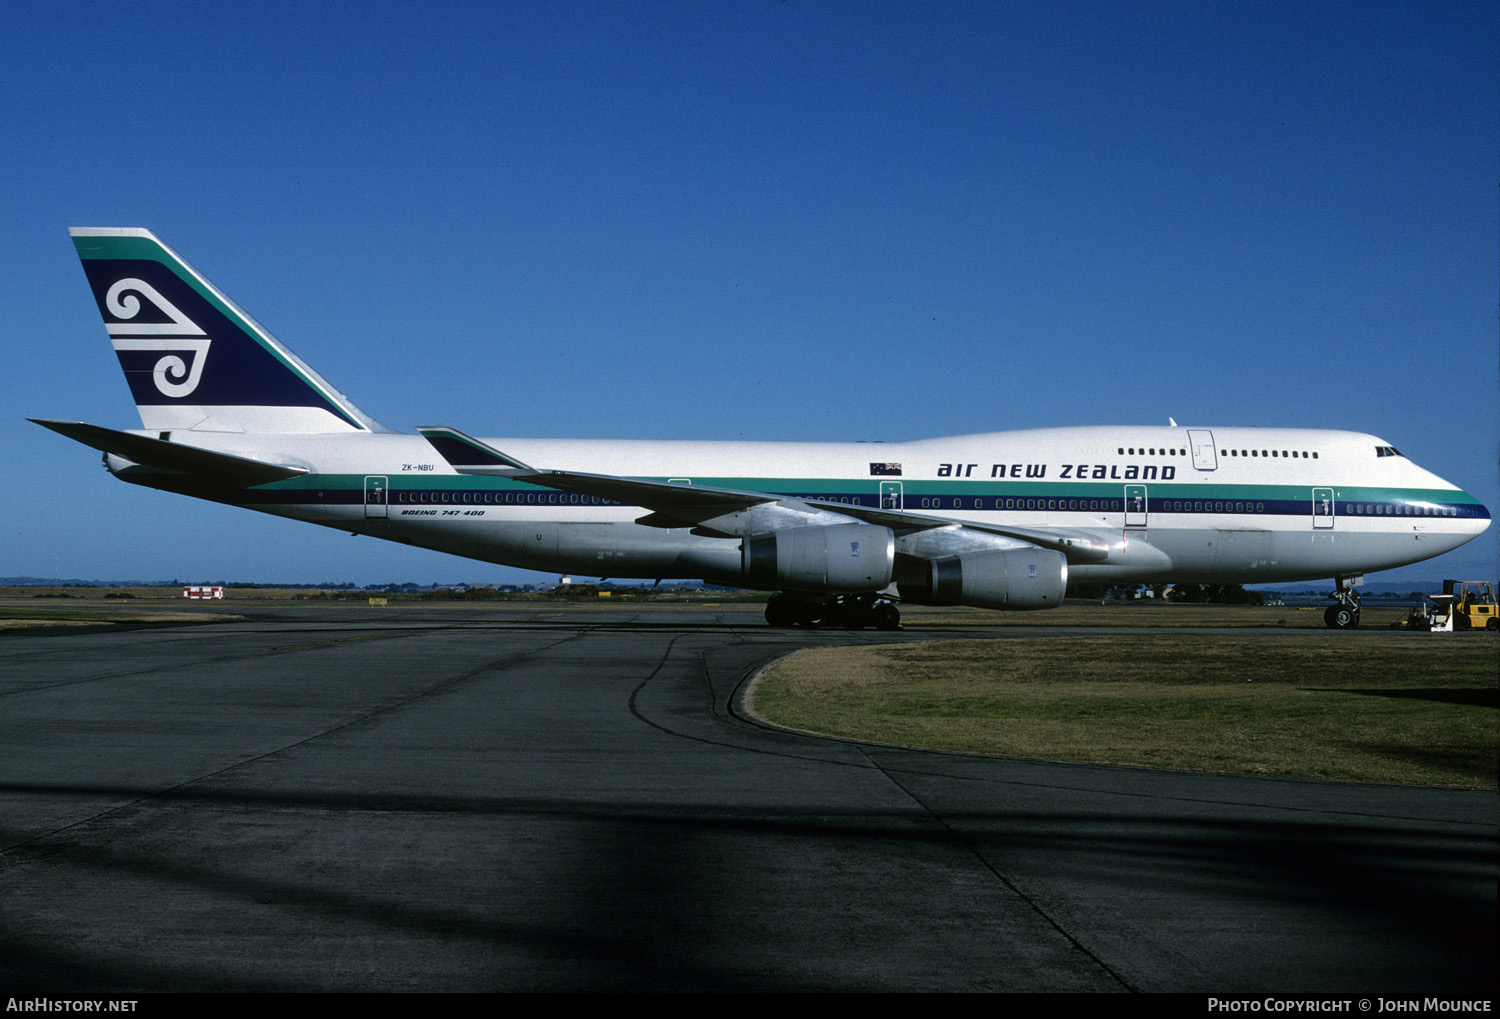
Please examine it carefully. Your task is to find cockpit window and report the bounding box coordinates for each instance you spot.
[1375,446,1404,458]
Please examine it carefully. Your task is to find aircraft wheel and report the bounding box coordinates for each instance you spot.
[765,595,797,628]
[1325,605,1359,630]
[872,602,900,631]
[797,602,828,628]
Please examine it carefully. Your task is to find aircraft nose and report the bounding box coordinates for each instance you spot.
[1457,490,1491,535]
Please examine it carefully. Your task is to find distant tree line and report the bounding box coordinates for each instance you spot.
[1166,583,1265,605]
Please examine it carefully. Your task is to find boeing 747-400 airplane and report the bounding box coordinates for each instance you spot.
[35,228,1492,629]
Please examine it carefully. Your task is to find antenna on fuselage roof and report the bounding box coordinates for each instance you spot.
[1168,417,1178,427]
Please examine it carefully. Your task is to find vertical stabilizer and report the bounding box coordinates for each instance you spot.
[70,228,390,434]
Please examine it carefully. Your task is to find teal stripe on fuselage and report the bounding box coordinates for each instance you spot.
[240,473,1485,516]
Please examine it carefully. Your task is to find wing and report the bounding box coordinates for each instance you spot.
[809,500,1111,561]
[416,424,783,515]
[417,426,1113,563]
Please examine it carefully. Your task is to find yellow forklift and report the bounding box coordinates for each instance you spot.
[1446,580,1498,631]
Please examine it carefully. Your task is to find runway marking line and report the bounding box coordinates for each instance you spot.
[268,618,576,651]
[271,630,430,652]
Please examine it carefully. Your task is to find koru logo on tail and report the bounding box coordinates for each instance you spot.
[104,278,209,398]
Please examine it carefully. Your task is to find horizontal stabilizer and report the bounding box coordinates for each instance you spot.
[30,419,308,485]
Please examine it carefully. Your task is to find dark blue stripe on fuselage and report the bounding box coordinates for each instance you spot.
[225,485,1490,520]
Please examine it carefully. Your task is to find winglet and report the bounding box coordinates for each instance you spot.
[416,426,534,474]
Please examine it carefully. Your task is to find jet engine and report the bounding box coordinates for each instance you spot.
[742,523,896,592]
[898,547,1067,610]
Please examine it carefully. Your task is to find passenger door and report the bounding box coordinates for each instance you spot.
[1125,484,1148,528]
[1312,487,1334,529]
[879,481,903,510]
[364,475,389,519]
[1187,429,1218,471]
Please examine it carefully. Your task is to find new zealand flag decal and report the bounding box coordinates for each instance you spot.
[869,462,903,476]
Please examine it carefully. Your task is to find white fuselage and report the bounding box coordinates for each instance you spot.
[114,424,1491,588]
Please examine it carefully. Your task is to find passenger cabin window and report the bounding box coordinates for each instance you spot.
[1244,447,1316,458]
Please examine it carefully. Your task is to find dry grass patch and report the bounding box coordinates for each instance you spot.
[895,603,1411,629]
[0,606,243,629]
[749,635,1497,787]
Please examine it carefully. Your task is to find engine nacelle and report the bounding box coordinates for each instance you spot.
[898,547,1068,610]
[742,524,895,592]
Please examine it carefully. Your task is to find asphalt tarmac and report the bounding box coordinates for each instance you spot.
[0,601,1494,993]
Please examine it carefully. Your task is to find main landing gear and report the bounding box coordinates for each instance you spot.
[764,592,901,630]
[1324,582,1362,630]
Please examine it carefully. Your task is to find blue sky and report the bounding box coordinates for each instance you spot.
[3,1,1495,586]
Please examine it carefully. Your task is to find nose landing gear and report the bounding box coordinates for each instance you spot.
[1325,579,1362,629]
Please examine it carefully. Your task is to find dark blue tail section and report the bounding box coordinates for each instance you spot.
[71,228,388,434]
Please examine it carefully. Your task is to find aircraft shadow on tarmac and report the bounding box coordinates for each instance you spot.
[1,778,1493,992]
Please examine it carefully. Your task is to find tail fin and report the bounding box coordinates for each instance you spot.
[70,228,389,434]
